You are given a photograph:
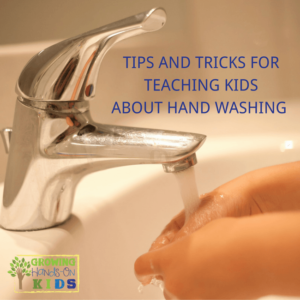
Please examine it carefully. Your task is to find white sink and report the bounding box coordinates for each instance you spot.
[0,103,299,299]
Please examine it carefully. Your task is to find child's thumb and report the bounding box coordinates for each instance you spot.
[134,247,166,284]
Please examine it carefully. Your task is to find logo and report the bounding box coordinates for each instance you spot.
[8,255,79,293]
[8,257,31,289]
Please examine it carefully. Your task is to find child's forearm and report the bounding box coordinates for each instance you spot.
[236,212,300,297]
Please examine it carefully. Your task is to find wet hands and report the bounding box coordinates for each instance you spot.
[135,217,251,299]
[135,212,300,299]
[135,162,300,299]
[142,161,300,254]
[146,191,250,254]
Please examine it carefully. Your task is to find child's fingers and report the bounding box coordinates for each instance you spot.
[149,210,185,252]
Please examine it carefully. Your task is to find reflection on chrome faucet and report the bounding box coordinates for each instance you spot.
[1,8,206,231]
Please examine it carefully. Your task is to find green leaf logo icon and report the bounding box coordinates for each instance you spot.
[8,256,32,289]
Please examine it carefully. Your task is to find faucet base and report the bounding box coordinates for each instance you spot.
[0,215,72,232]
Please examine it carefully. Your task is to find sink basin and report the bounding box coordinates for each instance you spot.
[0,104,299,299]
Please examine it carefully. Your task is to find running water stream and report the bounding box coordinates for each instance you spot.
[138,166,200,294]
[173,166,200,222]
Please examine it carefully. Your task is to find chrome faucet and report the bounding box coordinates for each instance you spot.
[0,8,206,231]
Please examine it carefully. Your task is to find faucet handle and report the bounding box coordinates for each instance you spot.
[16,8,166,102]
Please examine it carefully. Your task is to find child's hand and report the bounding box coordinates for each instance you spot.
[149,161,300,253]
[135,212,300,299]
[134,161,300,298]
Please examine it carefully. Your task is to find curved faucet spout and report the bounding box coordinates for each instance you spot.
[46,115,206,165]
